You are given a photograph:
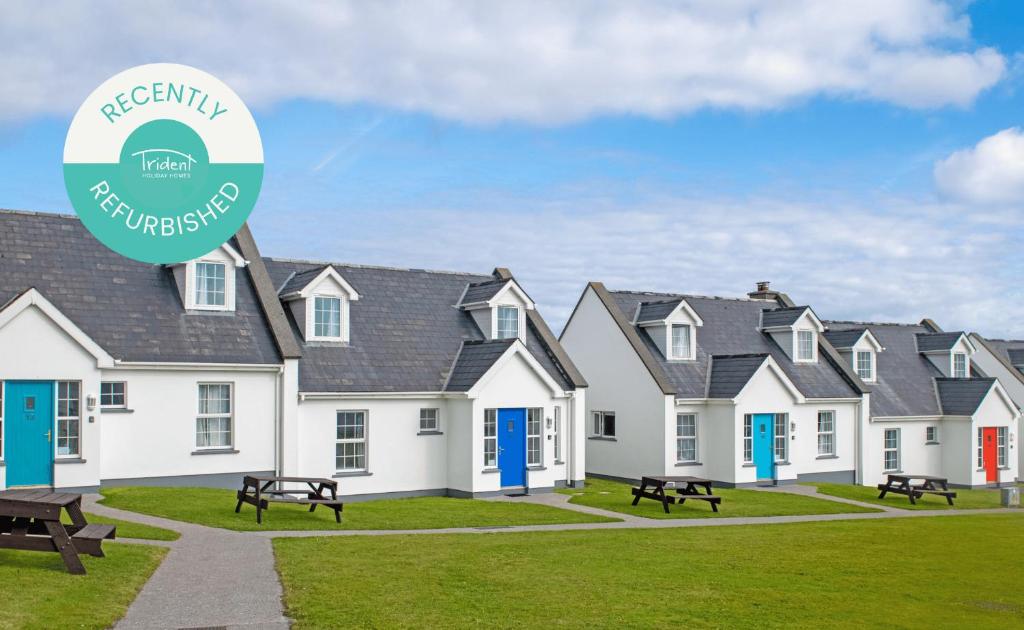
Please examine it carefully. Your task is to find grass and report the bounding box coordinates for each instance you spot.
[808,482,1010,510]
[0,543,166,629]
[98,486,618,531]
[60,511,181,541]
[274,513,1024,629]
[556,476,880,518]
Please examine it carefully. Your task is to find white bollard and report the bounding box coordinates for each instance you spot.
[1000,487,1020,508]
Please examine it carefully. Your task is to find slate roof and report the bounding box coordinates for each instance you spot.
[916,331,966,352]
[635,299,681,323]
[608,291,859,399]
[822,328,867,350]
[458,280,508,305]
[278,266,330,296]
[707,354,768,398]
[935,378,996,416]
[264,259,575,393]
[982,339,1024,372]
[760,306,811,328]
[1009,349,1024,366]
[0,210,281,364]
[445,339,516,392]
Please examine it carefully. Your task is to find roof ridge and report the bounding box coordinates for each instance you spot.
[264,256,491,278]
[710,352,769,359]
[0,208,78,219]
[825,319,924,328]
[463,338,515,346]
[610,289,772,303]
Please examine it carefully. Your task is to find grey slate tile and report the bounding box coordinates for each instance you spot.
[935,377,995,416]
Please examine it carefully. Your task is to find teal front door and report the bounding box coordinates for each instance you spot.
[752,413,775,481]
[4,382,54,487]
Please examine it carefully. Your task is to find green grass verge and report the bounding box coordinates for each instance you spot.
[556,477,879,518]
[274,514,1024,628]
[807,482,1010,510]
[0,543,166,629]
[98,486,618,531]
[59,511,181,542]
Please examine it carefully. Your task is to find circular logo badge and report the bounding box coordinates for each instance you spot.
[63,63,264,264]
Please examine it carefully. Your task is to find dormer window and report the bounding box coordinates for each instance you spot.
[856,350,874,381]
[313,296,342,339]
[796,330,815,362]
[177,244,245,312]
[195,262,226,307]
[671,324,692,360]
[953,352,968,378]
[496,305,520,339]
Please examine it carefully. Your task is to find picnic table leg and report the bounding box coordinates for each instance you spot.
[65,499,89,529]
[308,482,324,513]
[905,482,916,505]
[43,520,86,574]
[235,479,248,513]
[657,485,670,514]
[877,480,891,499]
[256,483,263,525]
[704,483,719,513]
[330,485,341,523]
[631,482,646,506]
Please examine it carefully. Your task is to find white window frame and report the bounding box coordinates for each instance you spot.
[795,330,815,362]
[553,406,562,462]
[977,427,984,469]
[670,324,693,360]
[495,305,520,340]
[883,428,901,472]
[926,426,939,444]
[100,381,127,409]
[816,410,835,456]
[592,411,615,438]
[196,383,233,450]
[742,414,753,463]
[483,409,497,468]
[998,427,1008,467]
[336,410,368,472]
[952,352,968,378]
[855,351,874,381]
[312,295,343,340]
[527,408,543,466]
[773,413,788,462]
[190,260,232,311]
[419,408,440,433]
[676,413,698,463]
[56,381,81,458]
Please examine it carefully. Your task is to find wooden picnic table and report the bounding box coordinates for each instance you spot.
[877,474,957,506]
[631,475,722,514]
[0,489,115,574]
[235,475,343,525]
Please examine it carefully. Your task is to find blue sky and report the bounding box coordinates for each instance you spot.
[1,1,1022,335]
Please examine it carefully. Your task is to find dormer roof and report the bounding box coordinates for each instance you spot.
[456,278,535,310]
[823,327,883,352]
[706,354,768,398]
[633,298,704,326]
[760,305,824,331]
[935,377,997,416]
[916,331,974,354]
[277,265,360,301]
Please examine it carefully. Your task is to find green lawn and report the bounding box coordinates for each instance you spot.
[274,513,1024,629]
[60,511,181,542]
[556,477,879,518]
[808,482,1010,510]
[0,543,166,629]
[98,486,618,532]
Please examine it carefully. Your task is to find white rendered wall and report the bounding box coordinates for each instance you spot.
[970,342,1024,478]
[969,389,1019,486]
[560,287,672,481]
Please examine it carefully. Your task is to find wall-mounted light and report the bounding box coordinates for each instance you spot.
[86,393,97,411]
[546,416,553,429]
[790,420,797,432]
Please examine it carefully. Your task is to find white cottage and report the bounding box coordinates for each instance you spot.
[969,335,1024,478]
[0,209,587,498]
[824,321,1019,488]
[559,281,867,487]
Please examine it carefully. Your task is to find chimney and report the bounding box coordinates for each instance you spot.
[748,281,779,301]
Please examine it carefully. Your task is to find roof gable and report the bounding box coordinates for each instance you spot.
[457,279,535,310]
[0,288,115,368]
[823,328,883,352]
[634,298,704,326]
[279,265,360,301]
[935,378,996,416]
[916,331,974,353]
[760,306,824,331]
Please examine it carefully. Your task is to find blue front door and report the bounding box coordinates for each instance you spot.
[498,408,526,488]
[5,382,54,487]
[752,413,775,480]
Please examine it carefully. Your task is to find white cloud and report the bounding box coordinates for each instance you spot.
[0,0,1006,124]
[253,191,1024,338]
[934,127,1024,203]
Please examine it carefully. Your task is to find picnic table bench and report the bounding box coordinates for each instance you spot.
[0,489,115,574]
[236,475,343,525]
[631,476,722,513]
[877,474,957,506]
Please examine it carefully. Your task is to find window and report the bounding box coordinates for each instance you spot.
[419,408,439,432]
[743,415,753,463]
[553,406,562,462]
[100,381,126,408]
[484,409,497,467]
[336,411,367,471]
[884,428,901,472]
[953,352,968,378]
[774,413,788,462]
[671,324,691,359]
[194,262,226,307]
[797,330,814,361]
[313,296,342,339]
[57,381,81,457]
[496,306,519,339]
[817,411,835,456]
[592,411,615,438]
[855,351,873,381]
[926,426,939,444]
[977,427,984,469]
[527,408,543,466]
[196,383,232,449]
[998,427,1008,467]
[676,413,698,463]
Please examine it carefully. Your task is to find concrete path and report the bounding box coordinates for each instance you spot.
[83,495,290,630]
[751,482,905,512]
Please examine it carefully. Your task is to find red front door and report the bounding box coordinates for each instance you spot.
[982,427,998,484]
